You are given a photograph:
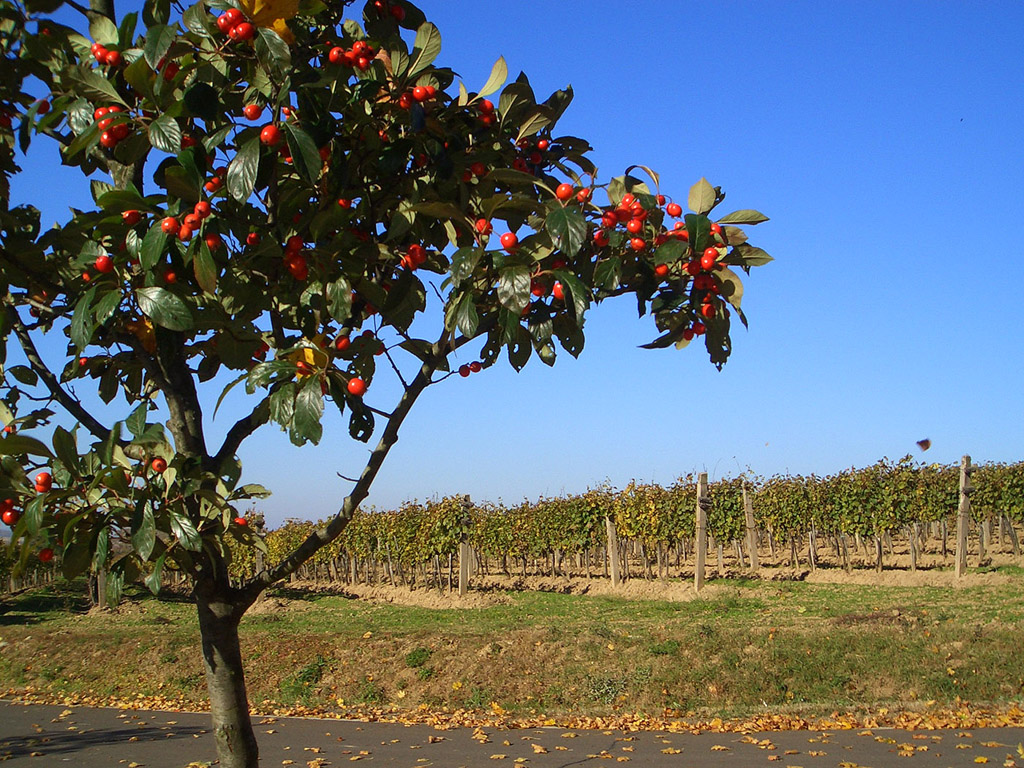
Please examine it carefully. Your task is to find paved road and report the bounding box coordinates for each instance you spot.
[1,701,1022,767]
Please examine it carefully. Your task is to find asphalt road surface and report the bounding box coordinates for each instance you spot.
[2,700,1022,767]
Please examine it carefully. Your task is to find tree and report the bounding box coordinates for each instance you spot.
[0,0,773,765]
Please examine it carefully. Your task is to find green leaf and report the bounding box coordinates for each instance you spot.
[148,114,181,154]
[163,166,201,203]
[136,286,192,331]
[93,289,121,326]
[184,82,219,123]
[545,207,586,257]
[66,68,127,107]
[446,291,479,338]
[194,241,217,294]
[684,213,711,254]
[268,380,296,427]
[654,238,686,265]
[227,137,259,202]
[126,401,148,437]
[52,427,81,478]
[0,434,54,459]
[143,23,176,70]
[552,269,589,323]
[449,246,482,283]
[23,495,45,534]
[97,187,148,212]
[515,108,553,143]
[688,177,716,216]
[478,56,507,98]
[62,540,92,580]
[255,27,291,77]
[144,551,166,593]
[92,526,110,570]
[89,15,118,44]
[292,378,324,445]
[123,56,155,102]
[233,483,271,499]
[325,278,352,323]
[715,265,744,309]
[140,221,168,270]
[409,22,441,77]
[594,257,621,291]
[182,2,214,36]
[168,511,202,551]
[410,201,464,219]
[497,265,530,312]
[725,243,774,268]
[132,504,156,560]
[283,122,322,185]
[70,287,97,351]
[716,209,770,225]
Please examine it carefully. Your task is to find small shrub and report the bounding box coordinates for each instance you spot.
[404,647,431,668]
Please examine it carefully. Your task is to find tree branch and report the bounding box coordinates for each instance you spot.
[212,396,270,467]
[7,306,111,441]
[241,338,449,604]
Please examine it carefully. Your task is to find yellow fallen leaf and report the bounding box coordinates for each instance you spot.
[661,748,681,754]
[490,756,506,761]
[974,758,989,764]
[531,744,547,754]
[711,745,730,751]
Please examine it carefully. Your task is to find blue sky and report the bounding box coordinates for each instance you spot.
[10,1,1024,526]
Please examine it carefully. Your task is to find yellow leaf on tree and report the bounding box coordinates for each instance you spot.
[237,0,298,42]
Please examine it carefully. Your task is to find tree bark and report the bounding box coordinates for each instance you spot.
[196,590,259,768]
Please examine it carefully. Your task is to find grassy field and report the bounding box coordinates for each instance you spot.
[1,571,1023,726]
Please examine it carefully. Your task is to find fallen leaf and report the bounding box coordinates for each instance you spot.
[531,744,547,754]
[490,756,506,761]
[711,745,730,751]
[661,748,681,754]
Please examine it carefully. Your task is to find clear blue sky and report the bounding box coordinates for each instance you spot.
[10,1,1024,526]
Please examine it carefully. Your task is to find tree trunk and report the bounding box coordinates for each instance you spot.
[196,592,259,768]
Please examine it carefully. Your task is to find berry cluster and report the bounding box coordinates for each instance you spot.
[0,497,19,527]
[457,361,483,378]
[90,41,122,67]
[327,39,377,72]
[283,235,309,280]
[94,105,131,149]
[215,8,255,41]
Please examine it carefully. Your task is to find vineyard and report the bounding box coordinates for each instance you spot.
[3,455,1022,595]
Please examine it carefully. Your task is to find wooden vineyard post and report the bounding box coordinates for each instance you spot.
[459,495,472,597]
[956,455,973,578]
[743,483,759,572]
[605,516,621,587]
[695,472,709,592]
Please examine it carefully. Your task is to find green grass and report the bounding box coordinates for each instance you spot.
[1,577,1023,720]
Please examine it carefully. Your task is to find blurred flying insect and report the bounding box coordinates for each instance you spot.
[916,438,931,452]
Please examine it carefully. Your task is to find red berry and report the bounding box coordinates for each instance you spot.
[536,139,549,151]
[233,22,255,41]
[499,232,518,251]
[552,281,565,301]
[701,302,716,319]
[593,230,609,247]
[163,268,178,283]
[94,254,114,274]
[36,99,50,115]
[630,237,646,251]
[412,85,429,102]
[470,161,487,177]
[38,548,54,563]
[122,209,142,226]
[161,217,180,235]
[204,233,222,250]
[104,50,122,67]
[666,202,682,218]
[479,99,494,114]
[576,188,591,203]
[391,4,406,21]
[183,213,201,230]
[458,364,471,378]
[1,508,18,527]
[260,124,282,146]
[626,218,643,234]
[151,457,167,472]
[555,183,573,201]
[234,516,248,527]
[334,334,351,352]
[243,103,262,120]
[246,232,261,246]
[34,472,52,492]
[469,361,482,373]
[656,194,666,206]
[710,222,722,236]
[654,263,669,278]
[475,218,492,235]
[701,247,718,270]
[99,130,117,148]
[194,201,212,219]
[337,198,352,209]
[347,377,367,397]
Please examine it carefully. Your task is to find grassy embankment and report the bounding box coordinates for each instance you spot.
[1,571,1023,726]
